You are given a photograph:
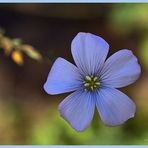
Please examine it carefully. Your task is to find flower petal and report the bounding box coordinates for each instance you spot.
[96,87,136,126]
[100,49,141,88]
[44,57,82,95]
[71,32,109,76]
[59,90,95,132]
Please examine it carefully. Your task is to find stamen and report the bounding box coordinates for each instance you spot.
[84,83,90,87]
[95,82,100,85]
[93,77,98,81]
[85,76,92,81]
[94,85,97,88]
[90,86,94,91]
[83,75,100,91]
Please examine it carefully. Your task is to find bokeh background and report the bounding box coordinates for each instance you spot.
[0,4,148,145]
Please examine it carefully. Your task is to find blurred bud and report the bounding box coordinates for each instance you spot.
[0,37,13,55]
[21,44,42,61]
[11,50,24,66]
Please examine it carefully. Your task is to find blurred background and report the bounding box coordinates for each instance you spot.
[0,3,148,145]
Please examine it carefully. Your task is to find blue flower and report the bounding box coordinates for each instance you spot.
[44,32,141,132]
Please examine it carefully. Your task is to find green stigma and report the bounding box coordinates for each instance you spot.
[83,75,100,91]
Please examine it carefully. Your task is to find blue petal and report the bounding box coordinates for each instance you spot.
[100,49,141,88]
[96,87,136,126]
[44,57,82,95]
[71,32,109,76]
[58,90,95,132]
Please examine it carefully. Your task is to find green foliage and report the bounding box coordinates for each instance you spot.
[139,35,148,69]
[109,4,148,34]
[29,110,126,145]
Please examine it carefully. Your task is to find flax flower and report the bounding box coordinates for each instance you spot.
[44,32,141,132]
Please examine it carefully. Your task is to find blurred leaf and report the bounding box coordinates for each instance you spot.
[11,50,24,66]
[21,44,42,61]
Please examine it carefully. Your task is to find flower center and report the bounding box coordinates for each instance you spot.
[83,75,100,91]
